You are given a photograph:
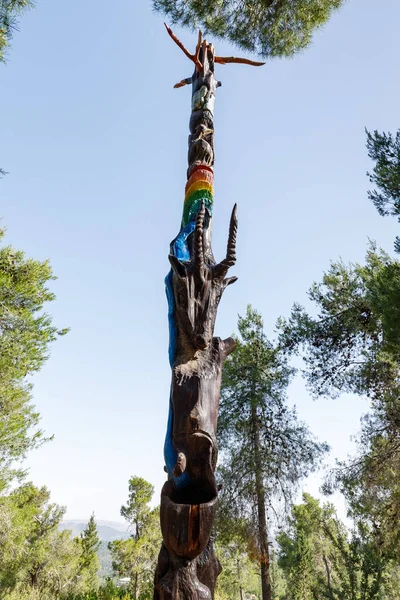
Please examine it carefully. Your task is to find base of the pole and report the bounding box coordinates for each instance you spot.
[154,481,221,600]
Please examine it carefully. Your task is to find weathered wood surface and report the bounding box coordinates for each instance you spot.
[154,27,261,599]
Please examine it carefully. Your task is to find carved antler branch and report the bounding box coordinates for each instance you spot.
[164,23,203,70]
[215,56,265,67]
[164,23,265,86]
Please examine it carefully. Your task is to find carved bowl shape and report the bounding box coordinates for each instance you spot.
[160,480,217,560]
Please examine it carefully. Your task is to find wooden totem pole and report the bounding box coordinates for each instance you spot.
[154,26,263,600]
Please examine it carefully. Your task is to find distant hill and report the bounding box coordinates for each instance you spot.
[60,520,130,542]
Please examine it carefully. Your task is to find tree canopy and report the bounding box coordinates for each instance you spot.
[120,476,155,541]
[153,0,344,59]
[278,244,400,402]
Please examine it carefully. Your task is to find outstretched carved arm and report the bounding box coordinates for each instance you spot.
[164,23,265,88]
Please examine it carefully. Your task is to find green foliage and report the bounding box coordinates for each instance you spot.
[72,579,134,599]
[216,535,262,600]
[0,483,85,599]
[109,476,161,599]
[0,228,67,488]
[215,508,262,600]
[366,129,400,253]
[0,0,33,62]
[120,477,154,540]
[278,494,338,599]
[277,493,398,600]
[153,0,344,59]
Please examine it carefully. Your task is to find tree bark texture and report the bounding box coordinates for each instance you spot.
[154,34,238,600]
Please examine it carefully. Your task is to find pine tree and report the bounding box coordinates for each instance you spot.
[79,513,101,591]
[0,227,67,489]
[109,476,161,599]
[153,0,344,59]
[217,306,328,600]
[278,244,400,555]
[120,476,154,541]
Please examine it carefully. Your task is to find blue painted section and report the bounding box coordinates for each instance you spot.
[163,221,196,489]
[173,221,196,263]
[165,269,177,369]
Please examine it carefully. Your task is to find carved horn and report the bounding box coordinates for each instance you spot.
[213,204,237,279]
[226,203,238,266]
[217,203,238,275]
[164,23,203,71]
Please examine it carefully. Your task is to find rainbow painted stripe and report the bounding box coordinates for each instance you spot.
[182,166,214,226]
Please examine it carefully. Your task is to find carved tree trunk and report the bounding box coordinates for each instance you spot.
[154,34,238,600]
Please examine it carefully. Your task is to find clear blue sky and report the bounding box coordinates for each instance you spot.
[1,0,399,522]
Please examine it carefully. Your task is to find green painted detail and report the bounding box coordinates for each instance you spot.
[191,86,216,116]
[192,86,208,111]
[182,189,214,226]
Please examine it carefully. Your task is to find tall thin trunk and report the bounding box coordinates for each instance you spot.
[237,556,244,600]
[322,553,334,599]
[251,402,271,600]
[134,572,139,600]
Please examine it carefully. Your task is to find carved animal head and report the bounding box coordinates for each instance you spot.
[169,203,238,353]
